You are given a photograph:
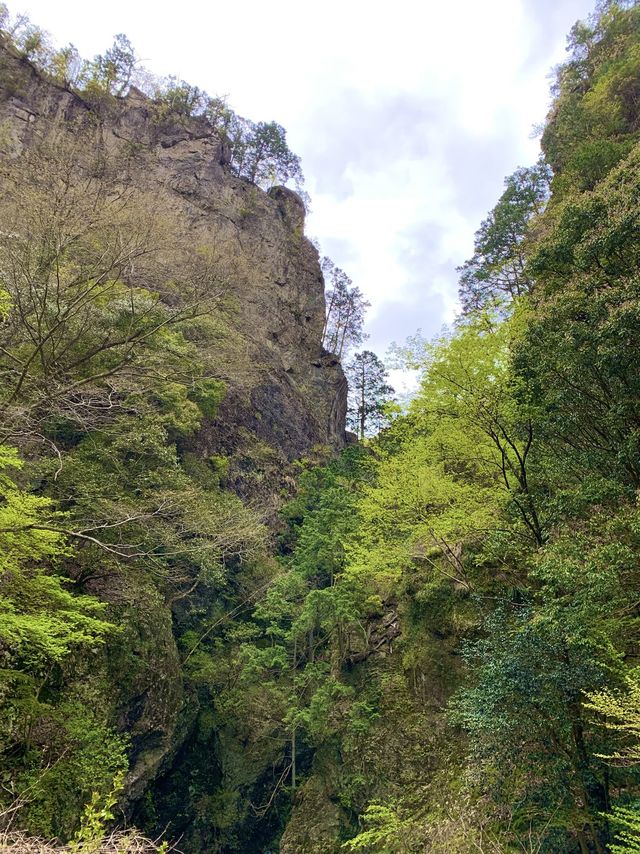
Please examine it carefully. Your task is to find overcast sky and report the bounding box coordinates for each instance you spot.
[14,0,596,385]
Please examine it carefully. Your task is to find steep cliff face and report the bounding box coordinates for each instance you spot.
[0,38,347,821]
[0,38,346,473]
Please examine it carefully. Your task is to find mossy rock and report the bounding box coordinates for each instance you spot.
[279,777,350,854]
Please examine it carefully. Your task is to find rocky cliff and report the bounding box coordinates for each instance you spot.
[0,35,347,480]
[0,36,347,826]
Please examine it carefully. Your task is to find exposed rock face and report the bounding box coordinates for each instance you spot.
[0,38,346,806]
[0,38,347,467]
[280,778,349,854]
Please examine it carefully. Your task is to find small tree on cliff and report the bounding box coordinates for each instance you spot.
[321,257,369,358]
[224,117,304,191]
[346,350,395,439]
[83,33,137,97]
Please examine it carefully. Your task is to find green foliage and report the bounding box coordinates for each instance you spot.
[189,377,227,419]
[609,804,640,854]
[587,671,640,764]
[585,672,640,852]
[342,803,405,852]
[324,10,640,845]
[0,445,128,842]
[457,161,551,313]
[18,701,128,840]
[230,119,303,189]
[542,1,640,194]
[69,771,125,852]
[352,311,546,597]
[452,599,615,836]
[44,412,266,595]
[519,143,640,488]
[147,448,376,850]
[151,76,207,120]
[0,444,113,755]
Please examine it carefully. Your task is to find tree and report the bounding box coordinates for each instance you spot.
[225,117,304,191]
[517,145,640,490]
[84,33,137,97]
[0,444,112,687]
[321,257,369,358]
[348,312,548,595]
[0,8,49,63]
[0,442,128,838]
[457,162,550,314]
[586,673,640,852]
[345,351,394,440]
[450,500,640,854]
[246,121,303,188]
[0,133,232,444]
[452,606,613,853]
[48,43,83,88]
[541,1,640,195]
[152,76,207,119]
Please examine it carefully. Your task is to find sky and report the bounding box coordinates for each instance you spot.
[12,0,597,389]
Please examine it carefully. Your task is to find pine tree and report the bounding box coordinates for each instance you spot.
[457,161,550,313]
[345,351,394,439]
[321,257,369,358]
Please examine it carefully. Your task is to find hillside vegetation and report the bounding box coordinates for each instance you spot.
[2,2,640,854]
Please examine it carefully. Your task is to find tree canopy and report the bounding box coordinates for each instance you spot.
[3,2,640,853]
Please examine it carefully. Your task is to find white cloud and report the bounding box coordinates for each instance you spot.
[16,0,597,357]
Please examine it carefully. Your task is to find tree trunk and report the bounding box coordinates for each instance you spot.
[359,361,366,439]
[291,636,297,790]
[576,831,589,854]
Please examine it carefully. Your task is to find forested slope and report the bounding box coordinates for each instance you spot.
[2,2,640,854]
[214,3,640,852]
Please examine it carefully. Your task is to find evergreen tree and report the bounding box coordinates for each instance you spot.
[345,351,394,439]
[457,161,550,313]
[224,116,304,191]
[321,257,369,358]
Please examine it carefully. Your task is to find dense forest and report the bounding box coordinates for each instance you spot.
[2,1,640,852]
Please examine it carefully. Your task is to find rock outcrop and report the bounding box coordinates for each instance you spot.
[0,37,346,808]
[0,36,347,471]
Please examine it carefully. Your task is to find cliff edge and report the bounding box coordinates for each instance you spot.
[0,37,347,482]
